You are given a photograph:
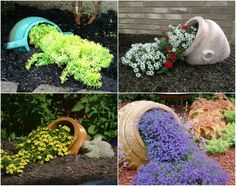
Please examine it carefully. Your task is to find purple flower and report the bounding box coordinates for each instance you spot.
[133,151,228,185]
[134,109,228,185]
[139,109,197,162]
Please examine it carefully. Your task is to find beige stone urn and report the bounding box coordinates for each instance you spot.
[119,100,180,170]
[184,16,230,65]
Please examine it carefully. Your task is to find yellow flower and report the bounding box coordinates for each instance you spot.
[17,169,23,173]
[37,156,42,159]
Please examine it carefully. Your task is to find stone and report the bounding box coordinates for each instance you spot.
[33,84,68,92]
[1,81,18,92]
[83,135,115,158]
[184,16,230,65]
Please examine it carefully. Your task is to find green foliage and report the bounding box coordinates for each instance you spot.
[1,94,56,137]
[224,110,235,123]
[26,24,113,88]
[1,125,73,175]
[72,94,117,141]
[29,24,59,49]
[205,122,235,154]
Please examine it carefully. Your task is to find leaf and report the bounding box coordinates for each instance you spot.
[71,103,84,112]
[88,125,96,135]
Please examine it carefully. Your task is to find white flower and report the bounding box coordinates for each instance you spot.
[134,68,139,73]
[136,73,141,78]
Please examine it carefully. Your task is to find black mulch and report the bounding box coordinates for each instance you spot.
[1,3,117,92]
[119,34,235,92]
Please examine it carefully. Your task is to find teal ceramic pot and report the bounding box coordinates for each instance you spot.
[5,16,72,52]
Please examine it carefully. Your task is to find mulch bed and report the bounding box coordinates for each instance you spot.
[119,148,235,185]
[207,147,235,185]
[1,141,117,185]
[1,3,117,92]
[119,33,235,92]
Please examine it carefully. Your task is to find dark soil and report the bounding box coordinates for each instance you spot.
[119,33,235,92]
[1,141,117,185]
[1,3,117,92]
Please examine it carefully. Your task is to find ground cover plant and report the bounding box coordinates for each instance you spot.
[132,108,228,185]
[27,24,113,88]
[1,125,72,175]
[1,2,117,92]
[121,24,197,77]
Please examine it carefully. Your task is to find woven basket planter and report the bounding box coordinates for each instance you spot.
[48,117,88,154]
[119,100,180,170]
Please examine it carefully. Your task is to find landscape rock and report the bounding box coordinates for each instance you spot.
[1,81,18,92]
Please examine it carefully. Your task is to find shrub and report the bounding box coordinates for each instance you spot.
[26,24,113,88]
[1,94,56,137]
[139,109,197,162]
[133,152,228,185]
[1,125,73,175]
[188,93,234,139]
[71,94,117,141]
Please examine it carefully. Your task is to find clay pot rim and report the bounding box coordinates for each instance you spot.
[48,116,88,154]
[184,16,205,56]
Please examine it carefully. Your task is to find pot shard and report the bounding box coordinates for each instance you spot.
[48,117,88,154]
[119,100,180,170]
[184,16,230,65]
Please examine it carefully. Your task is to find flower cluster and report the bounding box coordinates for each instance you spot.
[133,108,228,185]
[138,109,197,162]
[1,125,73,175]
[121,24,197,77]
[134,151,228,185]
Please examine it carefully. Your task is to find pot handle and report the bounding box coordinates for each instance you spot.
[5,40,26,50]
[202,50,214,62]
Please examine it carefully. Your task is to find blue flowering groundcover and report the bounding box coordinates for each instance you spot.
[133,109,228,185]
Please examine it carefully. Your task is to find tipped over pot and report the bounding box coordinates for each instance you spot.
[48,117,88,154]
[184,16,230,65]
[119,100,180,170]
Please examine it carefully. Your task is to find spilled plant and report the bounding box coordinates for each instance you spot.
[1,125,73,175]
[26,24,113,88]
[121,24,197,77]
[132,109,228,185]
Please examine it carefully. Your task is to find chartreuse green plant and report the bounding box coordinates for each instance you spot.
[26,24,113,88]
[205,109,235,154]
[205,122,235,154]
[1,125,73,175]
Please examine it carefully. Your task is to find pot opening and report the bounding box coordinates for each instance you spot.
[56,120,75,136]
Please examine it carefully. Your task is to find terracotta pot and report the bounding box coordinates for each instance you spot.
[48,117,88,154]
[119,100,180,170]
[184,16,230,65]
